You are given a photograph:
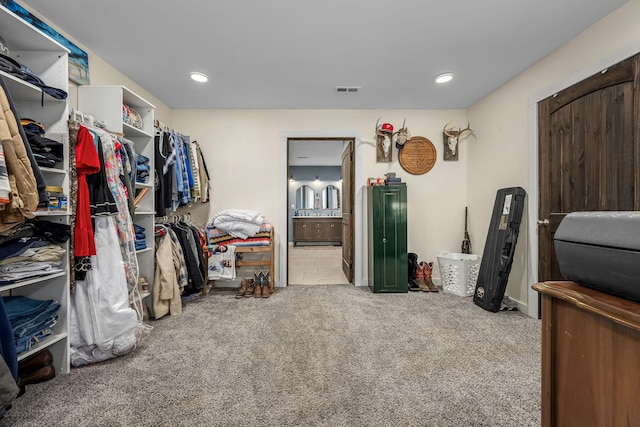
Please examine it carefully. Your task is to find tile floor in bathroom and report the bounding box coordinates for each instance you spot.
[288,245,350,285]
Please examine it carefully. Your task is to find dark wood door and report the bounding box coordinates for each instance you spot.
[342,141,354,282]
[538,53,640,282]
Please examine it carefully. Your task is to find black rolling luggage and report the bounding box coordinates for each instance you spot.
[473,187,526,312]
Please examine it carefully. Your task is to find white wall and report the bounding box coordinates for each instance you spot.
[172,110,469,287]
[467,0,640,315]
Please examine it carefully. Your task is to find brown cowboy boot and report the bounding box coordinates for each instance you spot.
[261,270,272,298]
[416,262,430,292]
[423,262,439,292]
[244,278,255,298]
[235,279,248,299]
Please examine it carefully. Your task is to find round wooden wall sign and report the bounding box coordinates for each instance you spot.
[398,136,437,175]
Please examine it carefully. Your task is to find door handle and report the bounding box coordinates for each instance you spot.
[537,219,550,227]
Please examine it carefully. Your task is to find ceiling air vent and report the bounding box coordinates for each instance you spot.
[336,86,361,93]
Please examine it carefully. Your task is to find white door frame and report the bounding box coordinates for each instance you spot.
[280,130,364,287]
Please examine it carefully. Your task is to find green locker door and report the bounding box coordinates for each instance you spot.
[367,185,408,293]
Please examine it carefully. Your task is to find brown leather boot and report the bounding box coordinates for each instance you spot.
[423,262,439,292]
[416,262,430,292]
[235,279,248,299]
[18,364,56,387]
[18,349,53,375]
[244,279,255,298]
[253,280,262,298]
[261,270,271,298]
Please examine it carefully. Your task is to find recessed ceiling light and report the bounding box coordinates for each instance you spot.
[190,72,208,83]
[434,73,454,84]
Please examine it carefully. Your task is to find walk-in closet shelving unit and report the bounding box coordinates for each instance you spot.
[0,6,71,373]
[77,86,156,296]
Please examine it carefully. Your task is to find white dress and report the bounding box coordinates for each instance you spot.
[69,216,139,366]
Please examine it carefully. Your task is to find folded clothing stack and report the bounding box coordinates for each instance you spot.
[122,103,143,129]
[20,119,64,168]
[0,232,66,285]
[136,153,150,183]
[0,53,67,100]
[2,296,60,354]
[134,224,147,251]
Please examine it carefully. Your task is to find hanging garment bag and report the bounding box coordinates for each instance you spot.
[473,187,526,312]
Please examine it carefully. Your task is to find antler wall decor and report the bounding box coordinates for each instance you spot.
[375,117,393,162]
[442,121,473,161]
[394,118,410,149]
[374,118,411,162]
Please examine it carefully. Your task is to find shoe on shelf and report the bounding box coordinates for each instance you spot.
[235,279,248,299]
[18,349,53,376]
[18,364,56,387]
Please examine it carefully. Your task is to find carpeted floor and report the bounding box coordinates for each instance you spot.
[3,285,541,427]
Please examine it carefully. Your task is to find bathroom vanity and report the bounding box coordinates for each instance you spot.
[293,217,342,246]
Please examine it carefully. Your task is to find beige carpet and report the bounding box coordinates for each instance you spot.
[4,285,541,427]
[288,246,349,285]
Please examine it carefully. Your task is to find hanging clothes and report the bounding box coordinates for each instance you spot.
[86,130,118,217]
[98,131,138,292]
[68,120,143,367]
[69,216,139,367]
[152,224,183,319]
[73,125,100,259]
[194,141,210,203]
[154,128,174,217]
[188,140,201,202]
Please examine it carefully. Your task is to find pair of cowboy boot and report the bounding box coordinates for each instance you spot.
[416,261,439,292]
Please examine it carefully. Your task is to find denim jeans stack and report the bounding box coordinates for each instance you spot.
[134,224,147,251]
[136,153,150,184]
[1,296,60,354]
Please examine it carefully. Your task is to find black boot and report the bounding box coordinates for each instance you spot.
[408,252,420,291]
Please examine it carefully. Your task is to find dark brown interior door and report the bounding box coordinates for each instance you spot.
[341,141,354,282]
[538,53,640,282]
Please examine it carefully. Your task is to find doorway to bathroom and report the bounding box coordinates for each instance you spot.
[286,138,355,285]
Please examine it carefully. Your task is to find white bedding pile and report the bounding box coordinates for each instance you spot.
[210,209,265,239]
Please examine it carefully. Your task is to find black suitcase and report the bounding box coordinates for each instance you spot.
[554,211,640,303]
[473,187,526,312]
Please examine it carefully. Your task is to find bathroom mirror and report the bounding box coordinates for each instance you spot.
[296,185,315,209]
[322,185,340,210]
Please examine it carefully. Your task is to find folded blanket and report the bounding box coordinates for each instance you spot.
[208,245,236,280]
[211,209,265,239]
[207,223,272,248]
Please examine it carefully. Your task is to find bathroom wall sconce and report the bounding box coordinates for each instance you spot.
[289,175,295,181]
[314,176,320,181]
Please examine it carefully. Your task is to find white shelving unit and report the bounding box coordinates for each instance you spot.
[77,85,156,290]
[0,6,71,373]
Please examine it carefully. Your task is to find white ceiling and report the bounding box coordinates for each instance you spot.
[21,0,627,110]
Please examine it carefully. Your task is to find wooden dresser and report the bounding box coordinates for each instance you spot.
[532,281,640,427]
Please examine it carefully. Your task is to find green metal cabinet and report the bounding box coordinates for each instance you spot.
[367,185,408,293]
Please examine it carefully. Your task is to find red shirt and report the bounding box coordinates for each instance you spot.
[74,125,101,256]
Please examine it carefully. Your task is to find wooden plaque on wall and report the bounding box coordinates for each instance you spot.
[398,136,437,175]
